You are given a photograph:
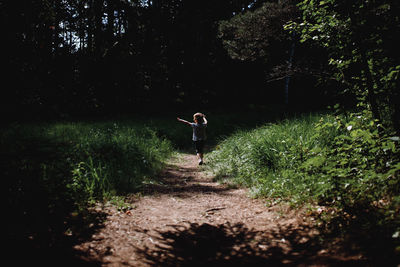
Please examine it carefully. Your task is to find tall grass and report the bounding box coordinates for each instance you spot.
[3,120,173,247]
[208,112,400,205]
[207,113,323,202]
[145,108,284,150]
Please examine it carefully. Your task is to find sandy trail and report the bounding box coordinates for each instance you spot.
[74,154,364,266]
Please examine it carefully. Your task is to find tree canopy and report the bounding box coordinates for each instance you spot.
[287,0,400,132]
[2,0,399,129]
[2,0,332,121]
[2,0,269,120]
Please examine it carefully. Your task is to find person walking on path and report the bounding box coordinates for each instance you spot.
[177,113,207,165]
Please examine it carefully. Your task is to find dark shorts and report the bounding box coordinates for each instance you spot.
[193,140,205,154]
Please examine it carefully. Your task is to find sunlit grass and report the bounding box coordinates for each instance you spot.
[206,113,331,202]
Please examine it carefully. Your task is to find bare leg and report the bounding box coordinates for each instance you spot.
[197,153,204,165]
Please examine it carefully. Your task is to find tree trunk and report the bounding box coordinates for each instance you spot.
[106,0,115,45]
[94,0,104,56]
[284,40,295,105]
[349,13,381,122]
[359,46,381,122]
[392,82,400,135]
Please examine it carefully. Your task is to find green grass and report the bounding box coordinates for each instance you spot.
[3,119,174,247]
[5,120,174,200]
[207,111,400,205]
[144,108,284,151]
[207,113,323,202]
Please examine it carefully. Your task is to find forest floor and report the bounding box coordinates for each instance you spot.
[73,153,368,266]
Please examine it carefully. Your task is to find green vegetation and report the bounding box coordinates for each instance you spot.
[4,120,173,246]
[208,111,400,203]
[4,0,400,262]
[207,110,400,252]
[2,108,287,247]
[4,109,400,259]
[148,108,283,150]
[208,113,323,201]
[287,0,400,133]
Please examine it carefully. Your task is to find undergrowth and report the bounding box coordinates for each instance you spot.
[3,120,173,247]
[207,111,400,258]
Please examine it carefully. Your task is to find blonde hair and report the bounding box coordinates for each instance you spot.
[193,112,204,123]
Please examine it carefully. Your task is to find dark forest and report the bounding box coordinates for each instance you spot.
[2,0,400,265]
[2,0,340,121]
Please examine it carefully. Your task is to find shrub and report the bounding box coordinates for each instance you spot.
[303,110,400,207]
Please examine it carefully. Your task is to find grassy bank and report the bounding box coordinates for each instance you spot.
[206,111,400,260]
[3,120,173,249]
[207,113,323,201]
[208,112,400,203]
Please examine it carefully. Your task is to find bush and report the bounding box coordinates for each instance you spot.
[303,110,400,207]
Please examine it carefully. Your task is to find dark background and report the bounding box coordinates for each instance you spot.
[1,0,334,123]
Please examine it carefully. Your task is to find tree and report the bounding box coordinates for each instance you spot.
[3,0,293,120]
[289,0,400,132]
[218,0,298,63]
[218,0,330,106]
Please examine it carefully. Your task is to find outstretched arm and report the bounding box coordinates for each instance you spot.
[177,117,192,126]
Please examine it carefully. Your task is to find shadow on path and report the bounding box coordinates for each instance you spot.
[126,155,374,266]
[6,209,107,267]
[140,161,235,197]
[132,222,368,266]
[69,154,398,266]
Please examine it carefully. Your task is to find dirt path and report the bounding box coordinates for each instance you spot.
[74,154,365,266]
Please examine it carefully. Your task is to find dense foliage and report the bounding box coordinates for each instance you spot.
[214,3,400,255]
[218,0,298,63]
[207,112,400,259]
[286,0,400,132]
[217,0,343,111]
